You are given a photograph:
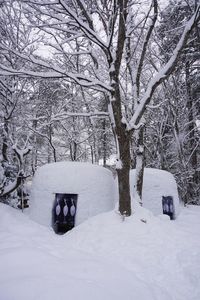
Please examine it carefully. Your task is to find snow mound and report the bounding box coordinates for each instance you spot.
[30,162,115,227]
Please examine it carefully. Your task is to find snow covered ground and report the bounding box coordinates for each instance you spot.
[0,203,200,300]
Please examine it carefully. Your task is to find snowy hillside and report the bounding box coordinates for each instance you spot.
[0,203,200,300]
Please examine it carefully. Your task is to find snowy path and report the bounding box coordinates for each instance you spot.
[0,204,200,300]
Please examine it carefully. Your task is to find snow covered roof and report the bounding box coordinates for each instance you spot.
[30,162,115,227]
[130,168,180,217]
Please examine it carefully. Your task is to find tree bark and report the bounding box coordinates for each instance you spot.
[111,78,131,216]
[102,118,107,167]
[0,172,24,199]
[135,125,145,205]
[117,131,131,216]
[185,62,198,172]
[2,118,9,162]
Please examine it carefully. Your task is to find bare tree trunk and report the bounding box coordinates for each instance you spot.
[0,146,31,200]
[186,62,198,174]
[111,82,131,216]
[135,125,145,205]
[2,118,9,162]
[117,132,131,216]
[48,124,57,162]
[102,118,107,167]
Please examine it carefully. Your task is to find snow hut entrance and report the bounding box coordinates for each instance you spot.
[162,196,174,220]
[52,193,78,234]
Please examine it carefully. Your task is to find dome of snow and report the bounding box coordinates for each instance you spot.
[130,168,180,217]
[30,162,115,227]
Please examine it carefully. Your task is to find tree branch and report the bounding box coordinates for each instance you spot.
[128,5,200,129]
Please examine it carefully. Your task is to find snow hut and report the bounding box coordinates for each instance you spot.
[130,168,180,218]
[30,162,115,233]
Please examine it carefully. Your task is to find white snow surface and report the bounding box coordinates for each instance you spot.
[196,119,200,131]
[0,203,200,300]
[130,168,180,217]
[30,162,115,226]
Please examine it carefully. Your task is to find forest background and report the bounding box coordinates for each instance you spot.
[0,0,199,213]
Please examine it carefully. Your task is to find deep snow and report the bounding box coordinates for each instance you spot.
[0,203,200,300]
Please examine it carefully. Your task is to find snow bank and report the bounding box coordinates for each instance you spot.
[30,162,115,227]
[0,203,200,300]
[130,168,180,217]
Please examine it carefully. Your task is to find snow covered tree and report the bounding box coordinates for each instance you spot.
[152,0,200,204]
[0,0,199,215]
[0,0,34,205]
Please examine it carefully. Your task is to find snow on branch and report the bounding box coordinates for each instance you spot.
[133,0,158,99]
[51,111,109,120]
[30,111,109,125]
[58,0,108,50]
[196,120,200,131]
[0,57,112,93]
[0,1,113,92]
[12,145,32,166]
[128,6,200,130]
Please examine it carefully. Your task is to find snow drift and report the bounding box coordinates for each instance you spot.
[0,203,200,300]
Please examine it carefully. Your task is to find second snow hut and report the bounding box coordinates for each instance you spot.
[130,168,180,219]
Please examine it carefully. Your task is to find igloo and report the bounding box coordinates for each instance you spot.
[30,162,115,233]
[130,168,180,219]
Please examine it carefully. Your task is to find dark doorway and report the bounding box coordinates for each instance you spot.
[52,193,78,234]
[162,196,175,220]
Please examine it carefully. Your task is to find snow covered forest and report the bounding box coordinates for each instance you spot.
[0,0,200,209]
[0,1,200,300]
